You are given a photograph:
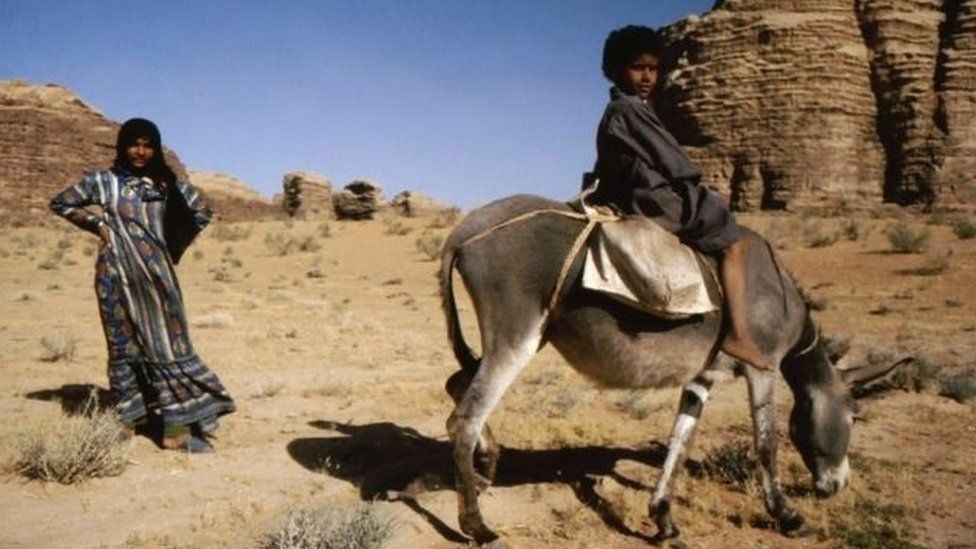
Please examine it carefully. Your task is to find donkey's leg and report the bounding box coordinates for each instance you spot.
[649,375,714,540]
[445,370,500,485]
[447,319,545,545]
[742,365,805,534]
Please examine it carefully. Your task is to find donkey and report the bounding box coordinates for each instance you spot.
[439,194,904,545]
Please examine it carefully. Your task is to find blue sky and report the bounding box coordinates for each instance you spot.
[2,1,713,207]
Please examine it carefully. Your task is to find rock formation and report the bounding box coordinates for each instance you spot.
[187,170,276,222]
[389,190,448,217]
[333,180,383,220]
[659,0,975,211]
[275,171,333,218]
[0,80,274,226]
[0,80,190,226]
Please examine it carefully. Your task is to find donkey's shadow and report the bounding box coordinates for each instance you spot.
[288,420,668,543]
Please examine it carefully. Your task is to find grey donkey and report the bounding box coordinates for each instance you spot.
[440,195,905,546]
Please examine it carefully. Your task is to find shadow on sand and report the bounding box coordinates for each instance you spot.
[288,420,668,544]
[24,383,114,415]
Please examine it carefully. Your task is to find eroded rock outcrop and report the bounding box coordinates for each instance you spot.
[0,80,190,226]
[659,0,975,211]
[275,171,333,218]
[187,170,276,222]
[333,180,383,220]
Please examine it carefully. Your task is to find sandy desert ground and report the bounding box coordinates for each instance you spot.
[0,208,974,548]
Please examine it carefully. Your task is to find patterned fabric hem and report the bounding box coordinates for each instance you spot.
[108,353,235,432]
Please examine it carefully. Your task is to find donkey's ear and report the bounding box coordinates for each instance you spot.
[841,357,913,397]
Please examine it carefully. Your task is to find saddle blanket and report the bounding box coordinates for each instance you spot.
[581,216,720,318]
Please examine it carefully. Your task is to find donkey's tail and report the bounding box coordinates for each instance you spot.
[440,244,480,374]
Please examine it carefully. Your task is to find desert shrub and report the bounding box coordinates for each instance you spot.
[820,334,851,363]
[16,393,129,484]
[37,248,66,270]
[886,222,930,253]
[297,236,322,253]
[260,504,394,549]
[318,221,332,238]
[616,390,656,420]
[14,290,41,301]
[829,498,922,549]
[306,257,327,279]
[210,266,236,282]
[252,382,285,399]
[939,368,976,403]
[192,312,234,328]
[840,218,861,241]
[426,207,461,229]
[803,220,838,248]
[692,440,754,490]
[952,219,976,240]
[265,233,322,255]
[911,252,950,276]
[40,332,78,362]
[415,234,443,261]
[210,223,252,242]
[382,217,412,236]
[891,357,942,393]
[796,285,828,311]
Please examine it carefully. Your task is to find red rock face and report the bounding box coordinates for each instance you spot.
[659,0,975,211]
[0,80,189,226]
[0,80,278,226]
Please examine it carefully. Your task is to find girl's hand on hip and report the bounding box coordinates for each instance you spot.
[98,221,113,251]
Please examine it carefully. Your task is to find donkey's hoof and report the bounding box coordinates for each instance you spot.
[777,511,808,537]
[474,472,493,493]
[460,514,500,546]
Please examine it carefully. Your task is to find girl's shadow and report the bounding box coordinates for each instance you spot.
[288,420,667,543]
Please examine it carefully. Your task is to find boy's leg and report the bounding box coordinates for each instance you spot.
[719,239,774,370]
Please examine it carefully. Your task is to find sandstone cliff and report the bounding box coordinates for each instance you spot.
[659,0,975,211]
[0,80,273,226]
[187,170,277,222]
[0,80,188,226]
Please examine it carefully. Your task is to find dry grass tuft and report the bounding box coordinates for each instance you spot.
[691,440,754,490]
[803,220,838,248]
[828,498,923,549]
[192,312,235,329]
[939,368,976,403]
[265,233,322,256]
[210,223,253,242]
[260,504,394,549]
[15,393,129,484]
[886,222,930,253]
[414,234,443,261]
[40,332,79,362]
[381,217,412,236]
[318,221,332,238]
[426,207,461,229]
[952,219,976,240]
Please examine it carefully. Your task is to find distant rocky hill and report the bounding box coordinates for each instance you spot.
[659,0,975,211]
[187,170,276,222]
[0,80,272,226]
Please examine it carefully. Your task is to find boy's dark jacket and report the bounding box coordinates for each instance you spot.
[589,87,704,234]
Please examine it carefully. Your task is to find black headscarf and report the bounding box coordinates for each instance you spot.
[112,118,177,187]
[113,118,201,264]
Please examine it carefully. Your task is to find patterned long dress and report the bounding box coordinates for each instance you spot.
[51,171,235,433]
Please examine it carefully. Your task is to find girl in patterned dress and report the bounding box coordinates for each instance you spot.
[51,118,235,453]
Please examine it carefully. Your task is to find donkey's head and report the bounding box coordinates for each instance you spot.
[782,329,909,497]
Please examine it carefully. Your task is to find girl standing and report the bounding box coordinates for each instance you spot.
[51,118,235,452]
